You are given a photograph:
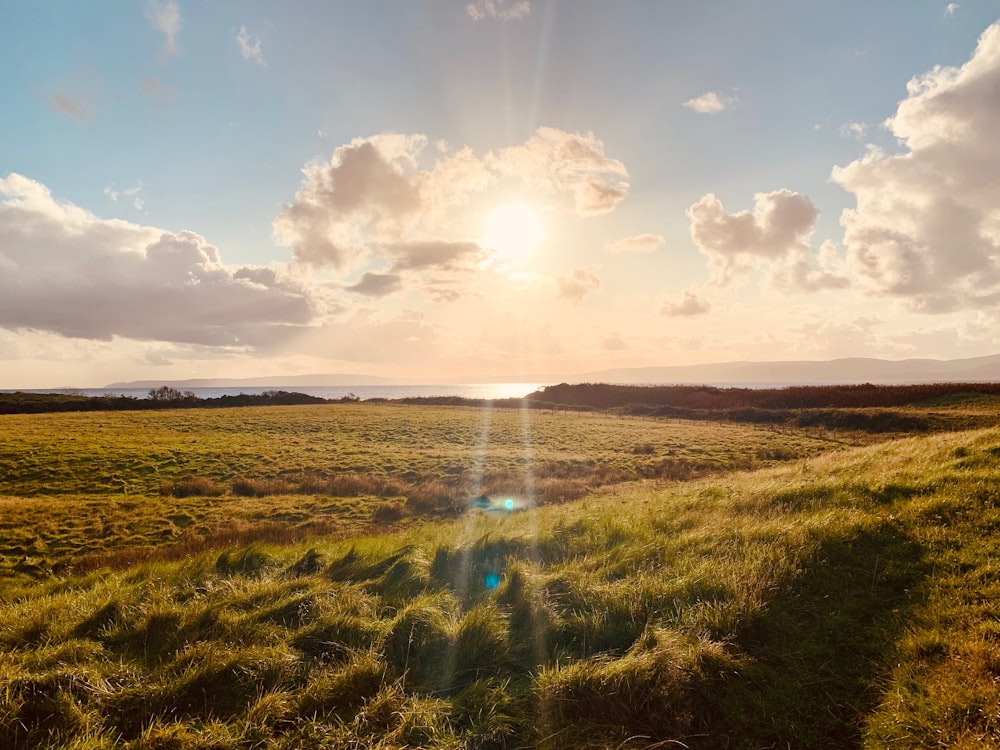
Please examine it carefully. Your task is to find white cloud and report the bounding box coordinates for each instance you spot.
[661,291,709,317]
[386,240,486,272]
[838,122,867,140]
[146,1,181,62]
[346,272,403,297]
[273,135,427,269]
[467,0,531,21]
[832,19,1000,312]
[104,181,142,204]
[682,91,735,114]
[770,240,851,293]
[607,233,665,254]
[490,127,629,216]
[237,25,265,65]
[687,189,817,274]
[946,3,959,16]
[0,173,316,347]
[556,266,600,303]
[274,127,628,276]
[687,189,849,292]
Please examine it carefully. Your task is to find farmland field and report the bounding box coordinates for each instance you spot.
[2,396,1000,748]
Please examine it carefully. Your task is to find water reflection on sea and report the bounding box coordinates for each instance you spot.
[13,383,549,401]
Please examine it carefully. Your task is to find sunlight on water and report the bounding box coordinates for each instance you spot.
[44,382,549,401]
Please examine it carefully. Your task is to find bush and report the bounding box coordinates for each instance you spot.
[159,477,226,497]
[373,500,405,525]
[232,477,295,497]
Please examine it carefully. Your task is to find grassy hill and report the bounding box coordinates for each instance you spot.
[2,399,1000,747]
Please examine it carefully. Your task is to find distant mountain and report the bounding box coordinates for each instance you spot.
[104,355,1000,390]
[571,355,1000,385]
[105,373,397,388]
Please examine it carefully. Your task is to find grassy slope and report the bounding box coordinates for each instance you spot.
[2,413,1000,747]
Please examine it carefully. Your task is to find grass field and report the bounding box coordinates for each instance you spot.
[2,399,1000,747]
[0,403,842,584]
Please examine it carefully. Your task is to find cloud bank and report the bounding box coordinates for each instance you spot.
[0,174,315,347]
[833,19,1000,312]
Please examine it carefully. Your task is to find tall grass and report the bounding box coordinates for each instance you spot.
[3,425,1000,746]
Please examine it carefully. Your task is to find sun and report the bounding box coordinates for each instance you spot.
[480,203,545,264]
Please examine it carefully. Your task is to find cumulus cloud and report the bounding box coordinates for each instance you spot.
[237,25,265,65]
[385,240,486,272]
[0,173,316,347]
[346,272,403,297]
[682,91,735,114]
[274,127,628,282]
[686,189,850,292]
[490,127,629,216]
[146,1,181,61]
[769,240,851,293]
[832,19,1000,312]
[274,135,426,268]
[556,266,600,303]
[688,190,815,271]
[661,291,710,317]
[467,0,531,21]
[607,233,665,254]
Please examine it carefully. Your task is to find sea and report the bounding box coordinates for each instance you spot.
[4,383,550,401]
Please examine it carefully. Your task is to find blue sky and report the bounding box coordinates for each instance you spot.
[2,1,1000,386]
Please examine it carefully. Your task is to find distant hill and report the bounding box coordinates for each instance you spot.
[572,354,1000,385]
[105,373,396,388]
[104,355,1000,390]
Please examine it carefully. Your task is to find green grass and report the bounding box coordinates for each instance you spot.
[0,403,842,583]
[4,402,1000,747]
[0,403,842,498]
[2,416,1000,746]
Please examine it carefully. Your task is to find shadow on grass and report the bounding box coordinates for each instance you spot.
[690,520,929,749]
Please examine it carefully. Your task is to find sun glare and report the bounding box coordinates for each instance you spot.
[480,203,545,264]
